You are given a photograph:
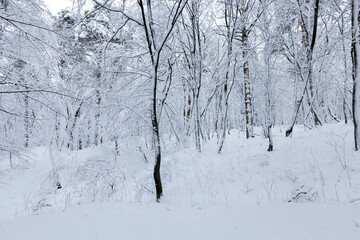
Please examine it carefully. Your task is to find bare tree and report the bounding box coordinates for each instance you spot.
[138,0,188,201]
[218,0,239,153]
[179,0,203,152]
[286,0,320,137]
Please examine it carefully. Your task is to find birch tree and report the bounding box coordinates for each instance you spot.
[260,0,274,151]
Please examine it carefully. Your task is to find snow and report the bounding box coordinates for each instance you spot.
[1,123,360,239]
[1,202,359,240]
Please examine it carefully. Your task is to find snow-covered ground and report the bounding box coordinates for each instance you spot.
[1,202,359,240]
[1,123,360,239]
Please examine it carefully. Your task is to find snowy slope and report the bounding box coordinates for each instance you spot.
[1,123,360,239]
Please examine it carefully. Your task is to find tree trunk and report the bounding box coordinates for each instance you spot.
[243,30,254,139]
[151,66,163,201]
[67,104,82,150]
[183,79,192,136]
[24,91,29,148]
[352,0,360,151]
[218,0,237,153]
[286,0,320,137]
[55,112,60,147]
[263,1,273,151]
[94,73,102,146]
[191,0,202,152]
[340,15,349,124]
[138,0,186,201]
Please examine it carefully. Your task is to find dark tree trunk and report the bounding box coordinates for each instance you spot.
[152,68,163,201]
[267,126,273,152]
[351,0,360,151]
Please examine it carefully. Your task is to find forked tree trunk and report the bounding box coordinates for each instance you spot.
[286,0,320,137]
[138,0,187,201]
[218,0,238,153]
[299,0,320,127]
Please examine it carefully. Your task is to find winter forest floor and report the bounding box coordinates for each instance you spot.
[1,123,360,239]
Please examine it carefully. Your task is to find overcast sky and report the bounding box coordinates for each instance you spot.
[44,0,73,14]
